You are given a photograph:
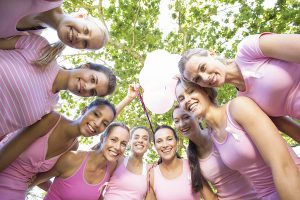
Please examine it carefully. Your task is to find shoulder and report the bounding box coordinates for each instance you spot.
[16,34,49,50]
[229,96,256,112]
[55,151,86,172]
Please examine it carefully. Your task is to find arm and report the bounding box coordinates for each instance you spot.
[270,116,300,144]
[0,112,60,172]
[0,36,21,50]
[231,97,300,200]
[259,34,300,63]
[115,83,140,116]
[145,169,157,200]
[200,180,218,200]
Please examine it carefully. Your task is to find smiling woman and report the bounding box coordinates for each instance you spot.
[0,98,117,200]
[0,34,116,137]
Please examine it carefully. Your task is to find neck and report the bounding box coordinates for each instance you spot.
[225,62,245,91]
[52,69,69,93]
[36,7,64,29]
[160,156,181,170]
[128,153,143,166]
[90,150,108,169]
[202,104,226,132]
[189,129,212,156]
[63,118,81,139]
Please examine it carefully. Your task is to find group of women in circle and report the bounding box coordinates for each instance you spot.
[0,0,300,200]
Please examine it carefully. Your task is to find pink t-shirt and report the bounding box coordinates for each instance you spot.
[44,152,110,200]
[199,144,258,200]
[0,0,63,38]
[236,33,300,118]
[0,116,76,200]
[104,157,147,200]
[0,35,60,136]
[153,159,200,200]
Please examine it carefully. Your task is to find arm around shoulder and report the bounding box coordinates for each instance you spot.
[0,36,22,50]
[145,168,156,200]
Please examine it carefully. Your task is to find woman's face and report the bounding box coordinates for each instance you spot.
[79,105,115,137]
[173,107,199,138]
[183,55,226,88]
[130,129,150,156]
[57,16,104,50]
[67,65,109,97]
[175,82,210,119]
[102,126,129,162]
[154,128,177,162]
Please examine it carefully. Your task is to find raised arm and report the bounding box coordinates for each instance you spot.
[270,116,300,144]
[0,112,60,172]
[115,83,140,116]
[259,34,300,63]
[145,168,157,200]
[0,36,22,50]
[231,96,300,200]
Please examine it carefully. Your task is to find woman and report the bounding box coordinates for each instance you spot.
[102,126,151,200]
[146,125,201,200]
[178,33,300,143]
[175,78,300,200]
[30,122,130,200]
[0,34,116,137]
[0,0,108,50]
[172,105,259,200]
[0,98,116,199]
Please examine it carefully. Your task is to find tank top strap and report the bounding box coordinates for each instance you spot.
[45,115,62,139]
[78,152,90,176]
[142,161,147,176]
[225,101,242,141]
[123,156,129,167]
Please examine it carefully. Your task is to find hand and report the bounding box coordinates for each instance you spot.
[27,175,37,188]
[127,83,140,101]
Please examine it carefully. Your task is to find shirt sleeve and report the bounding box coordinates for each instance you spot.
[235,33,272,62]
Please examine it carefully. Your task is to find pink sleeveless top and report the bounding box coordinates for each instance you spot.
[0,116,76,200]
[0,35,60,136]
[44,152,111,200]
[212,102,300,200]
[153,159,200,200]
[0,0,63,38]
[104,157,147,200]
[236,33,300,118]
[199,144,259,200]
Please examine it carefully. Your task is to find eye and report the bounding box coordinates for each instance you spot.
[83,40,88,49]
[90,89,97,96]
[91,76,96,83]
[187,89,194,94]
[193,76,200,83]
[103,121,109,127]
[177,96,184,102]
[84,26,89,35]
[121,142,127,147]
[200,65,206,72]
[93,111,99,117]
[174,120,179,124]
[111,138,117,142]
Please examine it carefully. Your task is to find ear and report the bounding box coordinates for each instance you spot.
[208,50,217,57]
[80,63,91,69]
[81,106,88,115]
[70,11,88,19]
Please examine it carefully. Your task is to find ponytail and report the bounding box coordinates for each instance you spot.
[33,41,65,68]
[187,139,204,193]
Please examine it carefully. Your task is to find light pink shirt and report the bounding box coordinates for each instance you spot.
[0,35,60,136]
[0,0,63,38]
[104,157,147,200]
[236,33,300,118]
[199,144,259,200]
[153,159,200,200]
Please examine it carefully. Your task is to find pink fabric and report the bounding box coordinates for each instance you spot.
[44,152,110,200]
[0,35,60,136]
[212,102,288,200]
[236,33,300,118]
[153,159,200,200]
[0,116,75,200]
[0,0,63,38]
[199,144,259,200]
[104,158,147,200]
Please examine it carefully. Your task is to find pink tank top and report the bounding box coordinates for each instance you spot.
[211,102,300,200]
[0,0,63,38]
[104,157,147,200]
[153,159,200,200]
[236,33,300,118]
[0,116,76,200]
[0,35,60,136]
[199,144,259,200]
[44,152,111,200]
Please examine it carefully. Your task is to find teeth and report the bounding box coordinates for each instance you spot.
[87,124,95,133]
[189,103,197,112]
[109,150,118,156]
[69,28,73,42]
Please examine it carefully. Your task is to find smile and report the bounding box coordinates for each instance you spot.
[69,27,74,43]
[87,123,96,134]
[187,102,198,113]
[77,78,81,93]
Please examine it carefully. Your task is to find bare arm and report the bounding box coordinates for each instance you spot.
[231,97,300,200]
[200,180,218,200]
[0,112,60,172]
[0,36,21,50]
[115,83,140,115]
[145,169,157,200]
[270,116,300,144]
[259,34,300,63]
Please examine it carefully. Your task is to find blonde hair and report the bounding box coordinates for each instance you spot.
[33,41,65,68]
[87,16,109,49]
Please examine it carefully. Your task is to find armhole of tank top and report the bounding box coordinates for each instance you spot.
[123,156,129,167]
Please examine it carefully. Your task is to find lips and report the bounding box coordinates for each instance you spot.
[180,127,191,135]
[187,102,198,113]
[208,73,217,86]
[69,27,73,43]
[77,78,81,94]
[87,123,96,135]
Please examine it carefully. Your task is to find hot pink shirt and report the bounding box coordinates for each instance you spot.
[0,35,60,137]
[0,0,63,38]
[212,102,300,200]
[236,33,300,118]
[44,152,111,200]
[104,157,147,200]
[199,144,259,200]
[0,116,76,200]
[153,159,200,200]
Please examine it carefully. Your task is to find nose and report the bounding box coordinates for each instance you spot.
[77,32,89,41]
[84,82,96,91]
[179,120,185,128]
[94,119,102,131]
[200,73,209,83]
